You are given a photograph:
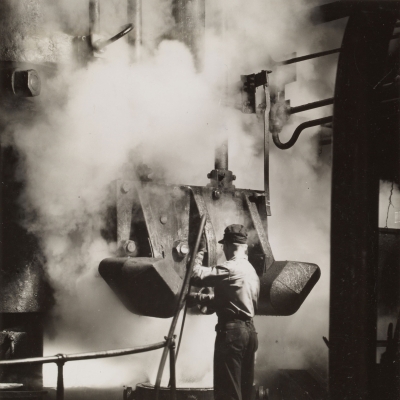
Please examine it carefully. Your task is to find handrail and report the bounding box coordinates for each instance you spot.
[0,341,167,366]
[0,340,170,400]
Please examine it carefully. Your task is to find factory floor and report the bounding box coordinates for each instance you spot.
[44,387,124,400]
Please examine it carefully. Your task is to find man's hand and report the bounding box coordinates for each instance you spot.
[186,292,198,308]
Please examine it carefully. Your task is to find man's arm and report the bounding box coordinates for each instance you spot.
[190,250,229,287]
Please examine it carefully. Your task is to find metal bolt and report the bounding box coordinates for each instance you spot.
[173,241,189,257]
[121,182,131,193]
[232,175,236,180]
[125,240,136,254]
[213,190,221,200]
[13,70,41,97]
[207,173,211,179]
[180,243,189,255]
[160,215,168,224]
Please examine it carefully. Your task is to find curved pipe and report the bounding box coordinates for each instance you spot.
[93,23,134,50]
[272,116,333,150]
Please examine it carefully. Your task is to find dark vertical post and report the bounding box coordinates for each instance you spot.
[56,360,65,400]
[330,6,397,400]
[169,337,177,400]
[89,0,100,36]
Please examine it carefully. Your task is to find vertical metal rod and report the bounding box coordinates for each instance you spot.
[89,0,100,36]
[214,0,229,172]
[215,141,228,170]
[169,337,177,400]
[155,215,207,400]
[56,361,65,400]
[259,86,271,215]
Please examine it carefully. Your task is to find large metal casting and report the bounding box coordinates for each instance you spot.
[330,5,399,400]
[99,173,320,319]
[99,257,183,318]
[258,261,321,316]
[99,0,321,319]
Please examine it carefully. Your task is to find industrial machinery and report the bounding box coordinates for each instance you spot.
[0,1,399,400]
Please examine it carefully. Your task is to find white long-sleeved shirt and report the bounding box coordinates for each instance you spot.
[190,251,260,319]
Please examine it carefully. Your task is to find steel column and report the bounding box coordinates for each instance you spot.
[330,5,398,400]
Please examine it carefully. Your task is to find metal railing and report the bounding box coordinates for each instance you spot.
[0,339,174,400]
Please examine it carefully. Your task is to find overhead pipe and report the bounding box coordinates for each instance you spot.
[290,97,334,114]
[275,48,341,66]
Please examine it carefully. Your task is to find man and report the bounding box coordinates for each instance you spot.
[188,224,260,400]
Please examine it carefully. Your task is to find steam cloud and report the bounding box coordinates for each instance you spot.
[2,0,379,390]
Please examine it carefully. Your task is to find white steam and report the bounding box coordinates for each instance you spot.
[379,181,400,229]
[3,0,351,390]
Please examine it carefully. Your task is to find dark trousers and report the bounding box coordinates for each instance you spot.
[214,319,258,400]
